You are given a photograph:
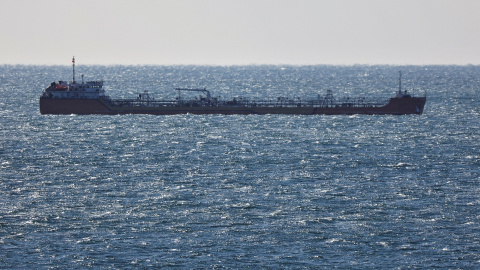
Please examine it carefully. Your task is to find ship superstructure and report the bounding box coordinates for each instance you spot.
[41,57,106,100]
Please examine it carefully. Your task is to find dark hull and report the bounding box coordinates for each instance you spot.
[40,97,426,115]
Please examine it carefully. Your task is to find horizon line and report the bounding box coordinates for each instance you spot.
[1,62,479,67]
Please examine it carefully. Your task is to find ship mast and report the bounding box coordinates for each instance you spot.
[72,56,76,84]
[398,71,402,95]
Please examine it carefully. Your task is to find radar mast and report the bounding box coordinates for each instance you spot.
[72,56,76,84]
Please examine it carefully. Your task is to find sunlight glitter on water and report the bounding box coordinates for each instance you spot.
[1,65,480,268]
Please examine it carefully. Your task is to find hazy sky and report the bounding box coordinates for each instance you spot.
[1,0,479,65]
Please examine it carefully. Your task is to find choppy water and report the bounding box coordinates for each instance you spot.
[1,65,480,269]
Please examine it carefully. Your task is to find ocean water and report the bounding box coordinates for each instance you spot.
[1,65,479,269]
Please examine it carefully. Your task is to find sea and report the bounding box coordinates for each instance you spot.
[1,65,479,269]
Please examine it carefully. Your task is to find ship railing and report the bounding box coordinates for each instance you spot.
[219,97,389,108]
[102,97,391,108]
[106,99,179,107]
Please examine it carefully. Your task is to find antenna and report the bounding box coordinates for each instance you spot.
[398,71,402,94]
[72,56,76,83]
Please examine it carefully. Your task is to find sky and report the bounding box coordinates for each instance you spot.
[1,0,479,65]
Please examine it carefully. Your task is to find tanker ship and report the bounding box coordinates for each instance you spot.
[40,58,426,115]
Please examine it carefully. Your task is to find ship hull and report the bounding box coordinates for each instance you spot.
[40,97,426,115]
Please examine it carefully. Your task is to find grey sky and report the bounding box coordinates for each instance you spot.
[1,0,479,65]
